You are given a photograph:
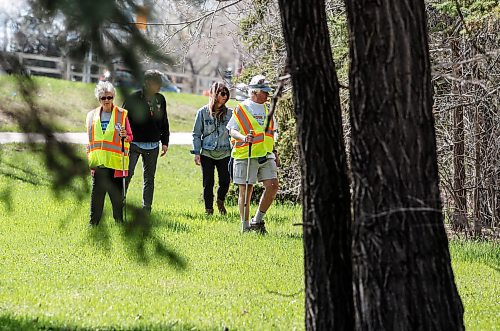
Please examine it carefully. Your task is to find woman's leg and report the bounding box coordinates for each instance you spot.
[215,156,231,214]
[89,168,108,225]
[200,155,216,212]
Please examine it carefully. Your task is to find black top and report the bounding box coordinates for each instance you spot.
[122,90,170,146]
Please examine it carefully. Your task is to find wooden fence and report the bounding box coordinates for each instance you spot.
[7,52,219,94]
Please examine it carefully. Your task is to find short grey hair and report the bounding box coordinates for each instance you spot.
[248,87,261,98]
[144,69,163,84]
[94,81,115,100]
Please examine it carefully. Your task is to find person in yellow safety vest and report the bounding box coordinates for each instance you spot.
[86,81,133,226]
[226,75,280,234]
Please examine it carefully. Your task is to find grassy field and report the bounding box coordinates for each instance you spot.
[0,75,238,133]
[0,144,498,330]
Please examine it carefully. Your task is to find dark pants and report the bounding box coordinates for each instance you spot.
[90,168,124,225]
[126,144,159,212]
[200,155,231,210]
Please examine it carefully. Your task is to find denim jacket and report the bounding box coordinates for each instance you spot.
[192,105,233,155]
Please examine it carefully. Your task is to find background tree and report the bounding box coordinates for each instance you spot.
[429,0,499,236]
[277,0,353,329]
[345,0,465,329]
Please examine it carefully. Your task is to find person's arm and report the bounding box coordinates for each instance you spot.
[125,117,133,142]
[229,128,254,143]
[192,108,204,165]
[227,109,253,143]
[159,95,170,156]
[85,111,93,143]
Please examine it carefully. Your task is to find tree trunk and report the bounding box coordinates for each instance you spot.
[277,0,353,330]
[473,105,483,236]
[451,38,468,231]
[345,0,465,329]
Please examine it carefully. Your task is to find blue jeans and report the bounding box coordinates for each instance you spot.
[126,144,159,212]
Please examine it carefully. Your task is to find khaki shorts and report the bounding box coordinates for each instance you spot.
[233,157,278,185]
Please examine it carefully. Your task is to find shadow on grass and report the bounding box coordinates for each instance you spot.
[87,205,187,270]
[164,209,240,225]
[0,160,51,186]
[0,313,225,331]
[150,218,191,234]
[87,220,112,253]
[276,232,303,240]
[485,263,499,273]
[0,187,13,211]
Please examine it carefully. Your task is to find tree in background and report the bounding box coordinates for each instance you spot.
[345,0,464,328]
[7,8,68,56]
[277,0,353,329]
[428,0,499,236]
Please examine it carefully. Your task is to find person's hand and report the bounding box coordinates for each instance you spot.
[274,151,281,167]
[160,144,168,157]
[245,132,254,143]
[194,154,201,166]
[119,128,127,138]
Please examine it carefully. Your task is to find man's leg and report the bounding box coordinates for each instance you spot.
[257,178,279,214]
[142,146,159,212]
[126,144,141,191]
[250,159,279,233]
[233,158,258,230]
[200,155,216,214]
[238,183,254,223]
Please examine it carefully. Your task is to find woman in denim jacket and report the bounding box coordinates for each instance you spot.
[191,82,233,215]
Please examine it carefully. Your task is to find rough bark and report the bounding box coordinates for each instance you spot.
[277,0,353,330]
[345,0,465,329]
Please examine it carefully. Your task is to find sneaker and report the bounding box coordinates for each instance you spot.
[216,199,227,215]
[205,208,214,216]
[249,219,267,235]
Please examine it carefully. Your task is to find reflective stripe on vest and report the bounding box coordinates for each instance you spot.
[231,103,274,159]
[87,106,130,170]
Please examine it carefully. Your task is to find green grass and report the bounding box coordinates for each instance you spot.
[0,143,303,330]
[449,241,499,330]
[0,144,498,330]
[0,75,239,133]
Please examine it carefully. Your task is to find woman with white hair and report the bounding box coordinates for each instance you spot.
[86,81,133,226]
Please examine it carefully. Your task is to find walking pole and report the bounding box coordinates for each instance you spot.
[121,134,127,223]
[116,123,127,223]
[242,130,254,232]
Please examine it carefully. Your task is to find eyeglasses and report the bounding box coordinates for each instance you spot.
[219,92,228,97]
[100,96,114,101]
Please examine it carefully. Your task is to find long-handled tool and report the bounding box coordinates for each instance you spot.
[116,123,127,223]
[121,135,127,223]
[242,130,254,232]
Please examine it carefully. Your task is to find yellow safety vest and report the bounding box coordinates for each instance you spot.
[86,106,130,170]
[231,103,275,160]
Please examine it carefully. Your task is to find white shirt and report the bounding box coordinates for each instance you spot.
[227,99,279,138]
[227,99,278,159]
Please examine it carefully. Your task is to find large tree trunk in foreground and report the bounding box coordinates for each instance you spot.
[346,0,465,329]
[277,0,353,330]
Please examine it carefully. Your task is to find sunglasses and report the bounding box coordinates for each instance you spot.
[219,92,228,97]
[100,96,114,101]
